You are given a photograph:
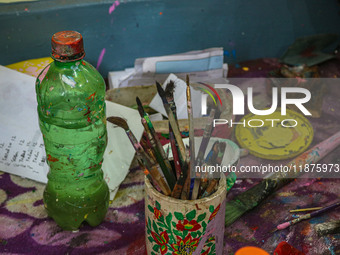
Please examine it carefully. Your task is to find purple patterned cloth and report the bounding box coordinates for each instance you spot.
[1,58,339,254]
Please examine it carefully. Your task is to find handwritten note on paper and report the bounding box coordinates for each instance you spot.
[0,136,47,181]
[0,66,143,199]
[0,65,49,183]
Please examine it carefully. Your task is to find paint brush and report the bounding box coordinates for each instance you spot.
[156,81,191,198]
[107,116,171,196]
[165,81,182,177]
[198,141,219,198]
[200,179,218,198]
[180,147,192,200]
[140,136,157,163]
[186,75,195,199]
[156,81,187,163]
[275,201,340,231]
[191,109,216,200]
[195,109,217,167]
[164,80,179,129]
[136,158,162,193]
[141,117,176,189]
[289,207,323,213]
[181,166,191,200]
[169,131,182,179]
[136,97,176,189]
[137,96,175,168]
[171,161,189,199]
[225,130,340,227]
[200,142,227,198]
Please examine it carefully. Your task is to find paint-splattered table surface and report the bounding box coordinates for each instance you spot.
[1,58,339,254]
[225,57,340,254]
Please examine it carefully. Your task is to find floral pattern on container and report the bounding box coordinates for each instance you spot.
[146,200,220,255]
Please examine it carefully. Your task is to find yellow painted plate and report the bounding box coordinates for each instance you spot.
[235,109,314,160]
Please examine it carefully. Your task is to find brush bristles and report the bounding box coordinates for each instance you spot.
[136,96,145,117]
[136,96,142,107]
[107,116,129,131]
[225,200,248,226]
[156,81,166,99]
[165,80,175,98]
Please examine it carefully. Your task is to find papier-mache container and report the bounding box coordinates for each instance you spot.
[145,175,227,255]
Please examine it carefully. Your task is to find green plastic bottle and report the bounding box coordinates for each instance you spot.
[36,31,109,230]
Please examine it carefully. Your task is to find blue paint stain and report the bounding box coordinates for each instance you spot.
[324,236,336,255]
[309,216,326,224]
[225,48,241,68]
[231,49,236,58]
[279,196,296,204]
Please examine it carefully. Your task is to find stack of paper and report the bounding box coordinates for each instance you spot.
[108,47,228,89]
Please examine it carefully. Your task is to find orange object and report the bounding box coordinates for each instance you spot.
[235,246,270,255]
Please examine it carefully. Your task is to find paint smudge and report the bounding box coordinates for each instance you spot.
[224,49,240,68]
[300,224,311,236]
[309,216,326,224]
[231,49,236,58]
[323,236,336,255]
[47,154,59,162]
[86,92,96,101]
[96,48,106,70]
[109,0,120,14]
[250,226,259,231]
[278,191,295,197]
[279,196,297,204]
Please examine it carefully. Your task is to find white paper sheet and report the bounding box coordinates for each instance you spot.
[104,101,144,199]
[0,66,48,183]
[0,66,143,200]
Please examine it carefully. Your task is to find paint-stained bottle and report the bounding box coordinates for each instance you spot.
[36,31,109,230]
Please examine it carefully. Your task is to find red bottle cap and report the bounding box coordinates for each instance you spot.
[51,31,85,62]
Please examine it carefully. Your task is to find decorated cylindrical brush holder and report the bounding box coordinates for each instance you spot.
[145,175,226,255]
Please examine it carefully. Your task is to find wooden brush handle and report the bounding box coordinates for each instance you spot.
[171,165,188,199]
[148,165,171,196]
